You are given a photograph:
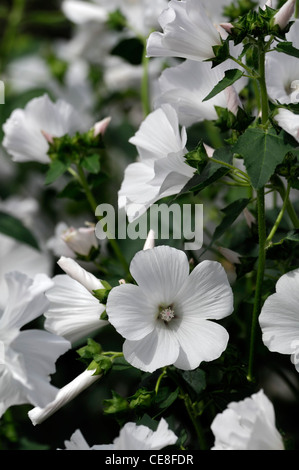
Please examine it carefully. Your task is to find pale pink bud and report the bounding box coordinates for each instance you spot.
[218,246,241,265]
[143,229,155,250]
[219,22,234,35]
[225,86,243,116]
[273,0,296,30]
[203,143,215,158]
[93,117,111,138]
[243,207,256,228]
[61,225,98,256]
[57,256,104,292]
[262,0,273,10]
[41,130,54,144]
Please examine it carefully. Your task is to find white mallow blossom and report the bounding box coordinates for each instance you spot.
[61,418,177,450]
[146,0,224,62]
[266,20,299,105]
[44,257,107,343]
[44,274,107,344]
[62,0,168,37]
[106,246,233,373]
[259,268,299,372]
[0,272,71,418]
[211,389,284,450]
[2,94,85,164]
[275,108,299,142]
[60,224,98,257]
[118,104,194,222]
[155,59,246,127]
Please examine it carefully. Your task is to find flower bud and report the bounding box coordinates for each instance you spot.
[93,117,111,138]
[273,0,296,30]
[57,257,104,292]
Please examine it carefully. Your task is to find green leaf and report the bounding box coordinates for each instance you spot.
[182,369,206,395]
[45,160,68,185]
[234,128,296,189]
[274,41,299,58]
[209,198,251,247]
[179,146,233,195]
[286,229,299,242]
[0,211,39,250]
[155,386,179,410]
[203,69,244,102]
[81,154,101,174]
[129,389,153,410]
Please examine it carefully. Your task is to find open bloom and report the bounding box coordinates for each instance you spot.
[211,389,284,450]
[146,0,223,62]
[274,108,299,142]
[118,104,194,222]
[259,268,299,372]
[62,0,168,37]
[266,20,299,105]
[44,257,107,343]
[61,418,177,450]
[155,59,246,127]
[2,94,85,163]
[0,272,71,418]
[106,246,233,372]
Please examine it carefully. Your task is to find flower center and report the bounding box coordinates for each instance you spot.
[159,306,175,323]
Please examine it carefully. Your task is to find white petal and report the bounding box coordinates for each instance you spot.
[173,319,229,370]
[106,283,156,341]
[114,418,177,450]
[129,246,190,306]
[45,275,107,344]
[13,330,71,407]
[0,272,53,331]
[259,268,299,354]
[62,429,92,450]
[175,260,234,320]
[275,108,299,142]
[123,325,180,372]
[62,1,107,24]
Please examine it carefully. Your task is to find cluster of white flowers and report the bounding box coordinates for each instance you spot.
[0,0,298,452]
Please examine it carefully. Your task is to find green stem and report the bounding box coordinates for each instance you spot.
[75,165,130,274]
[265,181,291,247]
[155,368,167,395]
[271,175,299,228]
[141,38,151,117]
[209,157,250,181]
[0,0,25,73]
[183,394,207,450]
[247,190,266,382]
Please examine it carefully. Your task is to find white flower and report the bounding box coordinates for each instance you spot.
[266,21,299,105]
[259,268,299,372]
[61,224,98,257]
[44,274,107,344]
[57,256,105,293]
[146,0,223,62]
[47,222,77,258]
[61,418,177,450]
[211,389,284,450]
[2,94,85,163]
[118,104,194,222]
[275,108,299,142]
[28,368,100,425]
[0,234,52,311]
[106,246,233,373]
[155,59,246,127]
[62,0,168,37]
[0,272,71,418]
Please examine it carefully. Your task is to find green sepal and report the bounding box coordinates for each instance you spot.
[184,141,209,173]
[88,355,113,376]
[128,388,154,411]
[93,280,112,303]
[103,391,130,415]
[77,338,102,365]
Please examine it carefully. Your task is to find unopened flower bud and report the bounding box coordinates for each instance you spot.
[143,229,155,250]
[273,0,296,30]
[93,117,111,138]
[57,257,104,292]
[41,130,54,144]
[219,22,234,35]
[225,86,243,116]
